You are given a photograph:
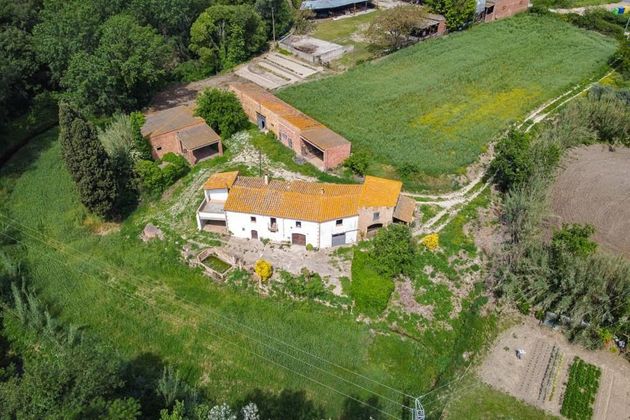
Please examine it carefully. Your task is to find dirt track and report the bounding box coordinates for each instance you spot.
[550,144,630,259]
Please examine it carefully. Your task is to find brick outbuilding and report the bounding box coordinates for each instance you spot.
[141,105,223,165]
[229,82,351,170]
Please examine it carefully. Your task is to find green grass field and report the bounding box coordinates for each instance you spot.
[1,129,501,418]
[278,15,616,191]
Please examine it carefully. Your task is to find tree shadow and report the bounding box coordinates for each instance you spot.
[340,395,387,420]
[120,352,167,419]
[239,388,325,420]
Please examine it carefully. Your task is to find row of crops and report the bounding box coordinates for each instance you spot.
[560,357,602,420]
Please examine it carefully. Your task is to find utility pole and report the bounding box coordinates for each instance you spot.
[271,5,277,45]
[411,397,425,420]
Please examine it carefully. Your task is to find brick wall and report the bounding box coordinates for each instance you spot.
[148,132,182,160]
[324,142,351,169]
[357,205,395,238]
[485,0,528,21]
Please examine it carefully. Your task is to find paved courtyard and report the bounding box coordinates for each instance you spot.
[219,237,351,294]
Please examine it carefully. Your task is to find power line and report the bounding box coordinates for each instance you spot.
[0,212,416,401]
[0,230,404,420]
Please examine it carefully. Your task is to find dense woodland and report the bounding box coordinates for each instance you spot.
[0,0,293,123]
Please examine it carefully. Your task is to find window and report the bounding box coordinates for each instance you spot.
[336,219,343,226]
[156,146,162,151]
[373,212,380,221]
[296,221,302,228]
[250,216,257,222]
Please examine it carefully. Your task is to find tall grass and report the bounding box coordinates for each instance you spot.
[278,15,615,189]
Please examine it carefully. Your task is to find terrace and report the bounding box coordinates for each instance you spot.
[196,199,227,232]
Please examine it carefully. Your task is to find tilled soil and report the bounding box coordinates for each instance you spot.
[479,317,630,419]
[550,144,630,259]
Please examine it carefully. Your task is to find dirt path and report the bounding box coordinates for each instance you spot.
[479,317,630,419]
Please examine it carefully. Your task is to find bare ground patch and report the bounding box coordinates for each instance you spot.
[550,144,630,259]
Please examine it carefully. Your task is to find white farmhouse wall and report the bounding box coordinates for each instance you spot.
[205,188,228,202]
[225,211,358,248]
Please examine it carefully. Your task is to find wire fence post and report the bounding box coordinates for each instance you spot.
[411,397,425,420]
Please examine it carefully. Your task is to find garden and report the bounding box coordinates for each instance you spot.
[278,14,616,191]
[560,357,601,420]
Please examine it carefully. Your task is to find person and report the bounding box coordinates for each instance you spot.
[516,349,526,359]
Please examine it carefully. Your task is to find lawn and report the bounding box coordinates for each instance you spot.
[0,129,498,418]
[278,14,616,191]
[311,11,383,69]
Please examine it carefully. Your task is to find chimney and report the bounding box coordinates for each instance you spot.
[264,175,269,185]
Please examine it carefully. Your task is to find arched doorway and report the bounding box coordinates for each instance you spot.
[366,223,383,238]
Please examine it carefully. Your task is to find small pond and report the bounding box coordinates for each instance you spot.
[202,254,232,274]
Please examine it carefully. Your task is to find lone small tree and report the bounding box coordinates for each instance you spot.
[366,5,428,50]
[195,88,249,139]
[368,224,416,278]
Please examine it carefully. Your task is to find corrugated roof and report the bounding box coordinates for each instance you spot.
[301,0,367,10]
[301,126,350,150]
[393,196,416,223]
[360,176,402,208]
[142,105,204,137]
[221,173,402,222]
[177,124,220,150]
[203,171,240,190]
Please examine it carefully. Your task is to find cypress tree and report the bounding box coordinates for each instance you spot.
[58,103,120,220]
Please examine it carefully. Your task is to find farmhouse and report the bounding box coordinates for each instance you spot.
[229,82,351,170]
[196,171,415,248]
[141,105,223,165]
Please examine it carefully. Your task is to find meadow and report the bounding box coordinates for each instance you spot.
[278,14,616,191]
[1,129,498,418]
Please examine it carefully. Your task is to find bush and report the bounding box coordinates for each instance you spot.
[195,88,249,139]
[350,252,394,316]
[343,150,371,176]
[255,259,273,283]
[368,224,416,278]
[160,153,190,185]
[421,233,440,251]
[281,271,328,300]
[490,129,533,191]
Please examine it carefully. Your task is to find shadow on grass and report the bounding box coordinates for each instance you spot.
[121,352,167,419]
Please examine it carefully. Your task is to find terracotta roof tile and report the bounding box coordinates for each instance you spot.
[142,105,203,137]
[393,195,416,223]
[177,124,220,150]
[359,176,402,208]
[203,171,239,190]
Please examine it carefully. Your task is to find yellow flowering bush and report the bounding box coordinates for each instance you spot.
[421,233,439,251]
[254,259,273,283]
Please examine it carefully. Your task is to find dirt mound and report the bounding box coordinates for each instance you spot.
[550,144,630,259]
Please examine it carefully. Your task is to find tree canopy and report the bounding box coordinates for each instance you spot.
[195,88,250,138]
[367,5,428,50]
[189,4,267,73]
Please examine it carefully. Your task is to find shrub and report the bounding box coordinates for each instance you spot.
[135,160,165,198]
[195,88,249,139]
[490,129,533,191]
[281,271,328,300]
[160,153,190,185]
[350,252,394,316]
[255,259,273,283]
[368,224,416,278]
[343,150,371,176]
[421,233,440,251]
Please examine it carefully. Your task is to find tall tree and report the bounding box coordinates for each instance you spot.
[255,0,293,41]
[61,14,173,114]
[58,103,119,219]
[195,88,249,139]
[190,4,266,73]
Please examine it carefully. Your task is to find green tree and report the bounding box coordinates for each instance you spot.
[368,224,416,278]
[343,150,371,176]
[62,14,173,114]
[551,224,598,258]
[58,103,120,219]
[490,129,533,192]
[255,0,293,41]
[427,0,476,29]
[195,88,249,139]
[189,5,266,73]
[366,5,428,50]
